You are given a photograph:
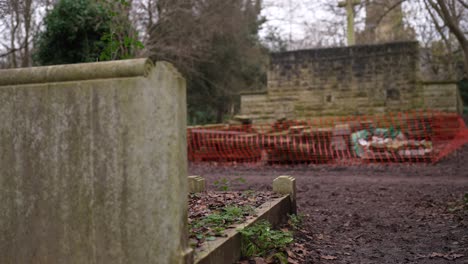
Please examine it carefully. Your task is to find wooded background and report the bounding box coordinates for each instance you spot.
[0,0,467,124]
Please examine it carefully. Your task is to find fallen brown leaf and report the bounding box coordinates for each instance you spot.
[451,254,464,259]
[429,252,445,258]
[287,257,299,264]
[321,255,338,260]
[264,255,276,263]
[253,257,266,264]
[429,252,465,260]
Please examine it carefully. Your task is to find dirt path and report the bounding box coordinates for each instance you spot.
[189,150,468,263]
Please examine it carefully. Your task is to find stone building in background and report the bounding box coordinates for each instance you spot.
[357,0,415,44]
[239,41,463,123]
[238,1,463,123]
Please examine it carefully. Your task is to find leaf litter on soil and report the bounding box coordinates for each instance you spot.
[189,191,310,263]
[188,191,281,248]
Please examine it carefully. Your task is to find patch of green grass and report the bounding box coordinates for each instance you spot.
[192,205,253,229]
[239,220,293,261]
[288,214,304,230]
[189,205,255,245]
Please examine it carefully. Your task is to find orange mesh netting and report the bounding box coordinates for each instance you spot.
[187,111,468,165]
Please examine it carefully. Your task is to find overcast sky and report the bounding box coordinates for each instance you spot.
[259,0,352,47]
[259,0,436,49]
[260,0,324,39]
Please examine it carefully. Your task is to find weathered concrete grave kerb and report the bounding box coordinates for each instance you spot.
[194,176,297,264]
[0,59,192,263]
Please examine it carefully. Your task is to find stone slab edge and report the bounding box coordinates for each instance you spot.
[0,58,154,85]
[194,195,293,264]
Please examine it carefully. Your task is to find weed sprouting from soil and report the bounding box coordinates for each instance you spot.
[213,177,246,191]
[189,205,255,246]
[288,214,305,231]
[447,193,468,225]
[239,220,293,263]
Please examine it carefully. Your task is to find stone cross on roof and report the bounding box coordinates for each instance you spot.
[338,0,361,46]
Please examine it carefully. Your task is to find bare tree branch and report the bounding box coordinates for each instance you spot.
[432,0,467,48]
[423,0,450,47]
[456,0,468,9]
[0,48,20,58]
[0,0,8,18]
[426,0,468,76]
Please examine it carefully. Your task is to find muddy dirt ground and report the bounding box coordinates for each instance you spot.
[189,146,468,264]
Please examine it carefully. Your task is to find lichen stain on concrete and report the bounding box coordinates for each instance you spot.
[0,59,190,264]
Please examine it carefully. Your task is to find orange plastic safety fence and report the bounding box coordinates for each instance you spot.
[187,111,468,165]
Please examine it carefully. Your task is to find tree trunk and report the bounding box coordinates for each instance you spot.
[462,43,468,78]
[22,0,33,67]
[216,102,225,123]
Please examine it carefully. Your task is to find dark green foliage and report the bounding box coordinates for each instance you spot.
[239,220,293,260]
[97,0,143,61]
[34,0,111,65]
[34,0,142,65]
[288,214,304,230]
[458,78,468,114]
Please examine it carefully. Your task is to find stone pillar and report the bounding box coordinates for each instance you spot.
[273,176,297,214]
[0,59,192,264]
